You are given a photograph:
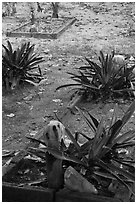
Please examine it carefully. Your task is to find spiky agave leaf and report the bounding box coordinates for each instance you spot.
[90,117,105,159]
[56,83,83,91]
[99,50,105,68]
[107,101,135,146]
[85,58,105,85]
[83,110,99,129]
[45,146,87,166]
[111,66,135,91]
[3,41,44,72]
[103,53,115,83]
[26,136,47,147]
[16,43,28,64]
[76,106,97,133]
[55,112,89,164]
[93,170,118,181]
[57,101,134,197]
[18,44,36,68]
[97,159,135,196]
[28,147,47,161]
[114,141,135,149]
[27,139,86,166]
[121,100,135,126]
[77,131,92,141]
[112,158,135,171]
[77,103,134,171]
[24,58,44,70]
[106,161,135,182]
[78,65,94,72]
[113,130,135,145]
[78,139,94,157]
[2,41,13,59]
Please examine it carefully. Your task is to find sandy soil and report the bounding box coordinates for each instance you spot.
[2,2,135,151]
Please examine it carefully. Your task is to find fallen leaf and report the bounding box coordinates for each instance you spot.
[16,102,22,105]
[2,150,15,157]
[23,94,33,101]
[24,154,45,162]
[29,106,33,110]
[24,169,30,174]
[17,177,46,187]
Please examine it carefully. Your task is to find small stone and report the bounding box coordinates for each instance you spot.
[16,102,22,105]
[109,109,114,112]
[6,113,15,118]
[64,166,98,194]
[30,131,38,136]
[52,99,62,103]
[43,49,50,54]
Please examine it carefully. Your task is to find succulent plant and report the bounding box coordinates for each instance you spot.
[27,101,135,200]
[2,41,44,90]
[56,51,135,101]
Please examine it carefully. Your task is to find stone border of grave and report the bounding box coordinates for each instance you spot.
[6,17,76,39]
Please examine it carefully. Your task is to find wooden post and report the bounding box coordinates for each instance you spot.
[46,152,63,189]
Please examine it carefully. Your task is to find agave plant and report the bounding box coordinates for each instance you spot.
[62,102,135,198]
[56,51,135,101]
[27,123,86,190]
[2,40,44,90]
[27,101,135,200]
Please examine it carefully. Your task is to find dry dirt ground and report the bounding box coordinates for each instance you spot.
[2,2,135,152]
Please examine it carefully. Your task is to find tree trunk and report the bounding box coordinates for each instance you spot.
[52,2,59,18]
[37,2,43,12]
[30,7,35,24]
[11,3,17,16]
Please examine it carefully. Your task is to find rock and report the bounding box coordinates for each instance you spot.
[113,55,125,65]
[64,166,98,194]
[43,49,50,54]
[29,130,38,136]
[6,113,15,118]
[52,99,62,103]
[108,180,133,201]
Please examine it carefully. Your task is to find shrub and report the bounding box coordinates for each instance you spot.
[27,101,135,200]
[56,51,135,102]
[2,41,44,91]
